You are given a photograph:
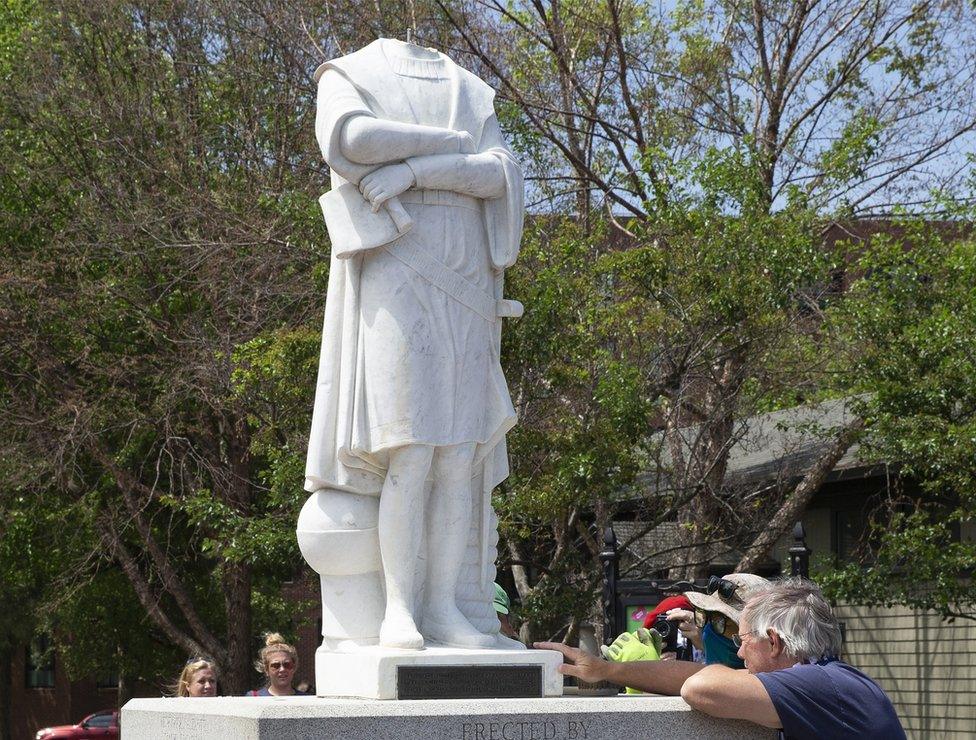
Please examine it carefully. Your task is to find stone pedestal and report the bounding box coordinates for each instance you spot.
[121,694,776,740]
[315,645,564,699]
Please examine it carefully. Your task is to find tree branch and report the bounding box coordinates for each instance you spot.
[736,416,865,572]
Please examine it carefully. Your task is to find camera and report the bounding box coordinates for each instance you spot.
[650,614,695,660]
[650,615,678,653]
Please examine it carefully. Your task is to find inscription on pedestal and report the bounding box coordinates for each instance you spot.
[397,664,543,699]
[459,719,591,740]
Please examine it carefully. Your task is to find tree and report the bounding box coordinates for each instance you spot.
[436,1,976,626]
[444,0,976,216]
[819,213,976,620]
[0,0,524,685]
[0,0,340,691]
[0,481,61,740]
[0,2,68,733]
[3,0,974,668]
[497,216,655,641]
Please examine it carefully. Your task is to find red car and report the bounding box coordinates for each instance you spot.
[35,710,119,740]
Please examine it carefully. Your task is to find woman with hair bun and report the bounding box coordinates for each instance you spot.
[245,632,307,696]
[173,658,218,697]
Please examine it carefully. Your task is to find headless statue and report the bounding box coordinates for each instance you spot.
[302,38,524,650]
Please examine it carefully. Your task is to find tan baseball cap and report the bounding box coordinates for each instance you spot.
[685,573,771,624]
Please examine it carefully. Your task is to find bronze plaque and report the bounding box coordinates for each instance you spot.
[397,664,543,699]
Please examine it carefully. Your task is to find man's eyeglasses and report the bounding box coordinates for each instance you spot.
[705,576,739,600]
[269,660,294,670]
[732,629,762,648]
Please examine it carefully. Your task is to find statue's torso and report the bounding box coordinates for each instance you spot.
[349,41,512,455]
[384,42,453,127]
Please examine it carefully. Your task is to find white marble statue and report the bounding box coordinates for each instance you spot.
[298,38,524,653]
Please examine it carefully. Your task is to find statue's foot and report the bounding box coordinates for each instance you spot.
[379,611,424,650]
[494,633,527,651]
[422,606,495,649]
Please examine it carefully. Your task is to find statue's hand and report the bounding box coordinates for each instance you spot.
[359,164,416,212]
[456,131,476,154]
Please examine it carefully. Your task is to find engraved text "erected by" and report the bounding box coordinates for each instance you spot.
[459,720,589,740]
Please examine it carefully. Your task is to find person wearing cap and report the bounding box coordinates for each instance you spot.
[642,595,699,661]
[684,573,770,669]
[536,577,905,740]
[600,578,766,692]
[493,583,519,639]
[642,594,694,634]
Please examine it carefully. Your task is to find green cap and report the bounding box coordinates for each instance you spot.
[493,583,511,615]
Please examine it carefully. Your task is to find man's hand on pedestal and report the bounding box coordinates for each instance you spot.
[536,637,706,697]
[533,641,609,684]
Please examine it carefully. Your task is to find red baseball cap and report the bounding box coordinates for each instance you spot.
[642,595,694,629]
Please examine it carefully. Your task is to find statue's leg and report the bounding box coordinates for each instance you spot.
[378,443,434,649]
[421,443,494,648]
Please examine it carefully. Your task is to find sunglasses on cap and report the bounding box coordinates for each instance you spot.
[705,575,739,600]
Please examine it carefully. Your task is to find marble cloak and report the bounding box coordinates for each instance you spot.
[304,40,524,498]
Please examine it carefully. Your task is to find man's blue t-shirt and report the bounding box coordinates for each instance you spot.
[756,659,905,740]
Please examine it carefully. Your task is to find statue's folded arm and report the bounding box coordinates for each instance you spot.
[405,152,506,199]
[339,114,470,166]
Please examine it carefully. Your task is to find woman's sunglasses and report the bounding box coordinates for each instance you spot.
[694,609,738,639]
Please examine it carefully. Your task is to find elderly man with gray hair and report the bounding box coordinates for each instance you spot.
[537,577,905,740]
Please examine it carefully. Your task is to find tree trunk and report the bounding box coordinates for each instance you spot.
[215,413,255,694]
[676,491,724,579]
[219,560,253,694]
[736,417,864,572]
[670,358,739,579]
[0,644,11,740]
[116,666,132,709]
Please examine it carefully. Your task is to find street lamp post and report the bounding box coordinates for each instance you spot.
[600,526,619,645]
[789,521,812,578]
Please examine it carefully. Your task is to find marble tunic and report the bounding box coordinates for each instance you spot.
[305,39,522,496]
[354,46,514,454]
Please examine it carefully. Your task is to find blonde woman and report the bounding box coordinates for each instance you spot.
[246,632,307,696]
[173,658,217,697]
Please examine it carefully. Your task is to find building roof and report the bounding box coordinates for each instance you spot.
[612,519,746,575]
[635,396,878,498]
[714,397,869,487]
[615,397,877,576]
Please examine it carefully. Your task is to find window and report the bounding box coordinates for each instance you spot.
[25,634,54,689]
[96,672,120,689]
[84,712,114,729]
[833,505,879,564]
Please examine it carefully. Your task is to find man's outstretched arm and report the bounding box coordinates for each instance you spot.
[680,665,782,728]
[536,642,783,730]
[534,641,703,696]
